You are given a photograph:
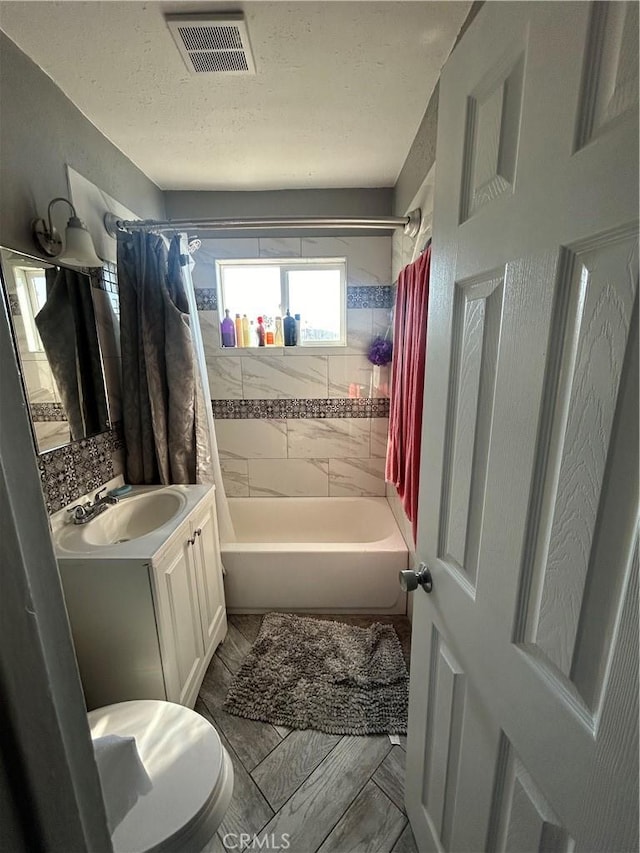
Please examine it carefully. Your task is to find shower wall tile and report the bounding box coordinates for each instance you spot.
[22,361,57,403]
[346,308,373,354]
[259,237,302,258]
[216,418,287,460]
[241,355,328,399]
[198,238,260,261]
[370,418,390,458]
[287,418,370,459]
[195,233,393,497]
[220,459,249,497]
[328,457,386,497]
[206,356,243,400]
[373,308,393,338]
[248,459,329,497]
[199,310,221,356]
[92,288,121,359]
[34,421,72,450]
[103,357,123,422]
[301,236,391,285]
[391,231,405,282]
[328,355,373,398]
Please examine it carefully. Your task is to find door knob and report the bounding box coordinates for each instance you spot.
[399,563,433,593]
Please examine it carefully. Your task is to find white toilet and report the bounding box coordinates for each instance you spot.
[88,700,234,853]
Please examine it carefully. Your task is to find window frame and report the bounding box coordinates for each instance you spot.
[215,257,347,348]
[14,266,46,353]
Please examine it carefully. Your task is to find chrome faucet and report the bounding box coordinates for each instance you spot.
[67,487,119,525]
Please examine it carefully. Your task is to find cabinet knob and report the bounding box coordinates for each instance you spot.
[187,529,202,546]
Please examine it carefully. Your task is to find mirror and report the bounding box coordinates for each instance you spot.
[1,246,118,454]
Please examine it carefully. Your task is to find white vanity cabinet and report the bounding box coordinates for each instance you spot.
[56,485,227,711]
[152,500,226,707]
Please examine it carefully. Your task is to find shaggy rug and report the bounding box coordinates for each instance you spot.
[223,613,409,735]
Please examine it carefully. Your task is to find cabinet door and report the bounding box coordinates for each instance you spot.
[154,533,205,705]
[191,500,227,651]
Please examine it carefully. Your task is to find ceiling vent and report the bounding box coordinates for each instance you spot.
[166,13,256,75]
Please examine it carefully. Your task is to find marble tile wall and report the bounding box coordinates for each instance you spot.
[194,236,393,497]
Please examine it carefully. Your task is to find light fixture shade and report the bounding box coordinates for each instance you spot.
[57,217,103,267]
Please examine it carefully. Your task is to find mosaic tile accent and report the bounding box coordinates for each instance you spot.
[31,402,67,422]
[38,422,124,513]
[90,261,118,293]
[9,293,21,315]
[195,288,218,311]
[347,285,394,309]
[212,397,390,420]
[90,262,120,316]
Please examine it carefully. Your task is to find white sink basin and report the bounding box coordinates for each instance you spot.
[55,488,188,554]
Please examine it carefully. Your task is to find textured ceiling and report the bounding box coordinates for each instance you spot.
[0,1,471,190]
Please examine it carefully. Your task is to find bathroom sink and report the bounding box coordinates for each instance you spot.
[55,488,188,553]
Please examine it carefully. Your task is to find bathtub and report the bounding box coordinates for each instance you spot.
[221,497,409,614]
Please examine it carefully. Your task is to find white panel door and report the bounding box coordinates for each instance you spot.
[406,3,638,851]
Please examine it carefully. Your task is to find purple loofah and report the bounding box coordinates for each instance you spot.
[367,336,393,366]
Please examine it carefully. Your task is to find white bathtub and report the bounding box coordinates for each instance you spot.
[221,497,409,614]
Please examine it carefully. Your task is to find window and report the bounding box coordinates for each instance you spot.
[14,266,47,352]
[216,258,346,347]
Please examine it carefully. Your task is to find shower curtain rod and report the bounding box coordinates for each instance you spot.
[103,209,422,239]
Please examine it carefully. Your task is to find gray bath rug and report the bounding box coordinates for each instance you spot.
[223,613,409,735]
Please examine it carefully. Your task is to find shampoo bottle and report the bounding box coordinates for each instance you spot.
[235,313,243,348]
[283,309,296,346]
[221,309,236,347]
[265,316,275,346]
[274,316,284,346]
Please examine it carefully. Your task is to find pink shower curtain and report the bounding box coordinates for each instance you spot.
[385,246,431,544]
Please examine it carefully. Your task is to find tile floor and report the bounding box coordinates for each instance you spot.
[197,614,418,853]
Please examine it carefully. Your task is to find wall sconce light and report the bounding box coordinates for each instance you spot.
[32,197,103,267]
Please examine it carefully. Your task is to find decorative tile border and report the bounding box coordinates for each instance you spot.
[212,397,390,420]
[31,402,67,422]
[38,422,124,513]
[195,288,218,311]
[347,285,394,309]
[196,286,392,313]
[9,293,20,315]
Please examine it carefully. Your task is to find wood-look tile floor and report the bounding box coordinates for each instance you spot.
[197,614,418,853]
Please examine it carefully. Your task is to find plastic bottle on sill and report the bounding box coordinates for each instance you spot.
[220,309,236,347]
[235,313,243,348]
[256,316,266,346]
[283,309,296,346]
[242,315,251,348]
[274,316,284,347]
[265,316,275,346]
[294,314,302,346]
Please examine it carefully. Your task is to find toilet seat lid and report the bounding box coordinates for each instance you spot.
[88,700,225,852]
